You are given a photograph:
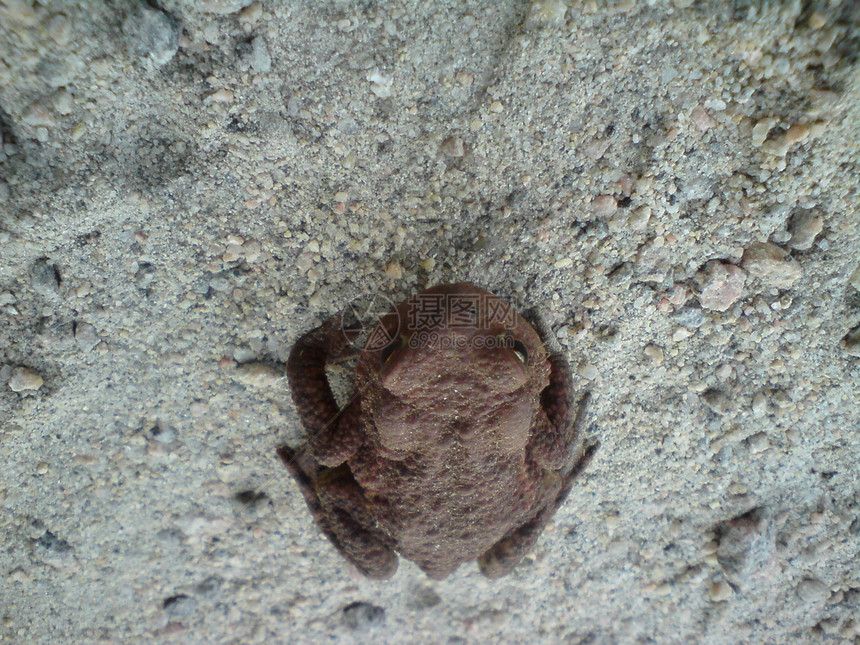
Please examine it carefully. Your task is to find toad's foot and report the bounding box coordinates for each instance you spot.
[278,445,398,579]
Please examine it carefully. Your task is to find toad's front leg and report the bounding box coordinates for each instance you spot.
[286,313,362,466]
[523,309,589,469]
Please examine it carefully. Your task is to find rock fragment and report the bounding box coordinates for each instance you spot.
[713,508,775,589]
[9,367,43,392]
[643,344,664,366]
[691,106,717,131]
[701,389,734,415]
[592,194,618,218]
[843,324,860,357]
[123,5,180,68]
[787,211,823,251]
[795,578,829,603]
[201,0,252,13]
[709,580,733,601]
[672,305,706,329]
[848,265,860,291]
[343,602,385,630]
[234,362,281,387]
[741,242,802,289]
[751,117,778,147]
[250,36,271,73]
[163,594,198,619]
[31,258,61,296]
[367,70,393,98]
[698,261,746,311]
[74,322,101,352]
[441,136,465,158]
[635,239,671,282]
[527,0,567,26]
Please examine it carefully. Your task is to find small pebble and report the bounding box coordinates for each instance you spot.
[842,324,860,357]
[701,389,733,416]
[697,261,746,312]
[578,363,599,380]
[741,242,802,289]
[668,283,689,306]
[787,211,823,251]
[716,363,733,380]
[51,89,74,115]
[234,362,281,387]
[592,195,618,218]
[385,262,402,279]
[1,0,38,26]
[441,136,465,157]
[691,106,717,131]
[672,305,706,329]
[151,423,176,444]
[201,0,252,13]
[752,392,769,418]
[809,12,827,29]
[209,88,234,104]
[123,5,179,68]
[74,322,101,352]
[752,117,778,147]
[672,327,693,342]
[250,36,272,73]
[709,580,733,601]
[9,367,44,392]
[343,602,385,630]
[367,70,393,98]
[407,586,442,610]
[22,102,57,128]
[238,2,263,22]
[635,240,671,282]
[848,265,860,291]
[795,578,829,603]
[784,123,809,148]
[643,344,664,366]
[747,432,768,454]
[527,0,567,26]
[30,258,60,297]
[163,594,198,619]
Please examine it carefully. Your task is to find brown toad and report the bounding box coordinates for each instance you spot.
[279,283,596,579]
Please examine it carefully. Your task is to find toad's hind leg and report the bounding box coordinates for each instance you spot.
[277,446,398,579]
[477,442,599,579]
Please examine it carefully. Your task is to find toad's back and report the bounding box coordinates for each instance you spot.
[351,441,555,578]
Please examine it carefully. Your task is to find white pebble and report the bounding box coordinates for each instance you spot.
[9,367,43,392]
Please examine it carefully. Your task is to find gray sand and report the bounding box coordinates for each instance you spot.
[1,1,858,643]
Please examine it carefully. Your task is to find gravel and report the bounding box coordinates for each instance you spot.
[1,1,858,644]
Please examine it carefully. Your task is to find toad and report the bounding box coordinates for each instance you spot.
[279,283,597,579]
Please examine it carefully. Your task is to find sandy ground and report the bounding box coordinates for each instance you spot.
[1,1,859,643]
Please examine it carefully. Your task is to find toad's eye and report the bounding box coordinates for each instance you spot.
[380,335,403,365]
[511,339,529,365]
